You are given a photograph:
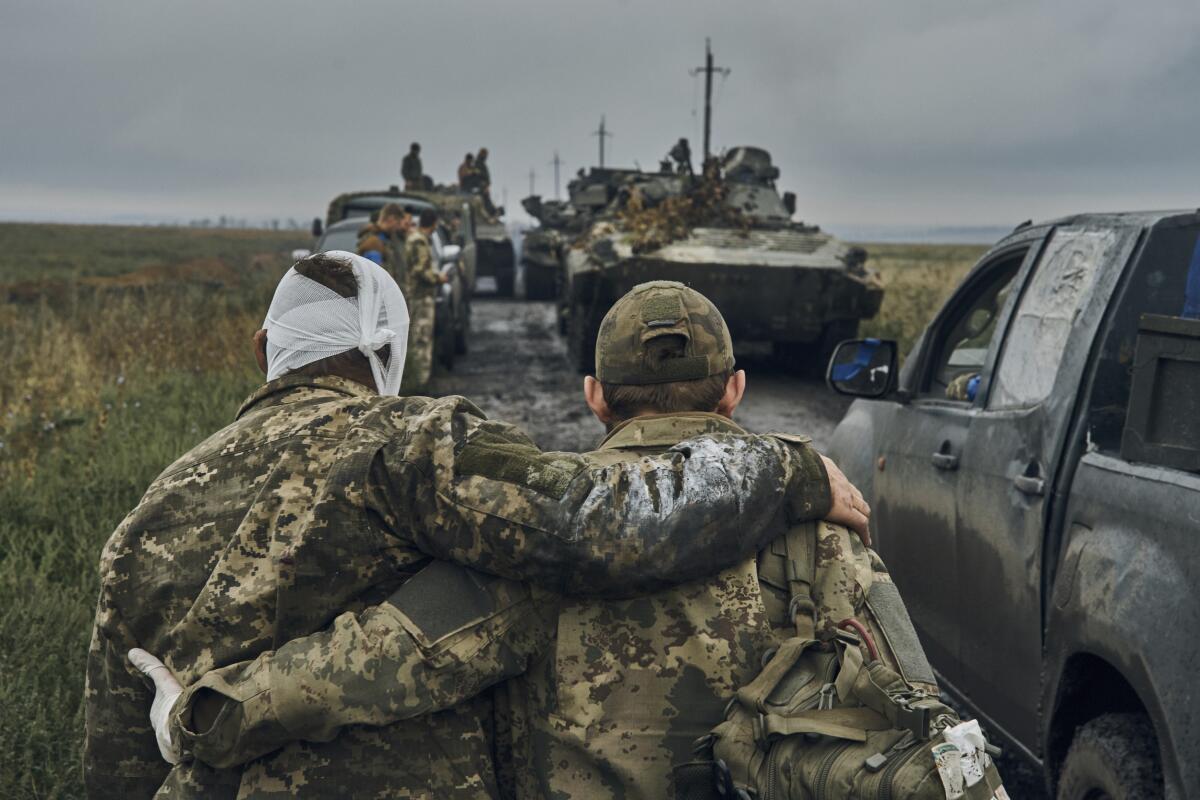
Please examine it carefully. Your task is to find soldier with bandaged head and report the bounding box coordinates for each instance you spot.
[84,257,872,798]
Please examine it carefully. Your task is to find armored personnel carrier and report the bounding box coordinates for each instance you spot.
[520,167,645,301]
[559,147,883,374]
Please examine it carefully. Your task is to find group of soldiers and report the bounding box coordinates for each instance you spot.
[457,147,491,194]
[355,202,447,392]
[400,141,492,197]
[84,241,1004,795]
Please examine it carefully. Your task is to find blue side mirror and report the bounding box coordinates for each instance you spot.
[827,338,898,398]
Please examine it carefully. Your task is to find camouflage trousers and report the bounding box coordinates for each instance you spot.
[402,293,435,393]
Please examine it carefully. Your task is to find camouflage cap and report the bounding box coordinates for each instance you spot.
[595,281,735,385]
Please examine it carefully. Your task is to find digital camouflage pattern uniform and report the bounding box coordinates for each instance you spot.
[402,229,440,392]
[157,282,878,800]
[85,370,834,799]
[504,412,787,799]
[356,222,406,288]
[502,283,811,798]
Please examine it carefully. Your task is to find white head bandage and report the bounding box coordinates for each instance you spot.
[262,251,409,395]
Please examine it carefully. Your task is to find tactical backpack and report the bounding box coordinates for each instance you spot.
[674,521,1008,800]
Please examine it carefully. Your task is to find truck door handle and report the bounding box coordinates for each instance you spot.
[931,443,959,471]
[1013,475,1045,496]
[1014,461,1045,496]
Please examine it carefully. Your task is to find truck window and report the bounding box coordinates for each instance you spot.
[1088,225,1200,452]
[990,229,1118,409]
[921,251,1023,399]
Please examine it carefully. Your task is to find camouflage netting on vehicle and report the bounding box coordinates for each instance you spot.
[615,176,750,254]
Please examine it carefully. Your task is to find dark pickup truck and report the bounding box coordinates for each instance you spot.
[825,211,1200,799]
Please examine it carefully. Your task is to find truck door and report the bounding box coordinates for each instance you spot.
[874,244,1030,679]
[954,226,1140,746]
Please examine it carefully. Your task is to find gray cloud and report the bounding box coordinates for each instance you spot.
[3,0,1199,227]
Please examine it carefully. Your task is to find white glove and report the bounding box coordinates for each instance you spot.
[128,648,184,764]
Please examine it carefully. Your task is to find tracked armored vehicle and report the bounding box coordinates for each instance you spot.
[520,167,644,301]
[560,147,883,374]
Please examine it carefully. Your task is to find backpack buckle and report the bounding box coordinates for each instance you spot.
[894,695,941,741]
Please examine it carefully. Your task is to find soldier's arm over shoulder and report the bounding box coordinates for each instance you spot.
[171,565,555,769]
[368,396,833,596]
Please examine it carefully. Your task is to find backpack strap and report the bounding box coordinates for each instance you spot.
[781,521,819,639]
[735,637,819,712]
[756,706,892,744]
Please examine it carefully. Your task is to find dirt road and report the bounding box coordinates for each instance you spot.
[430,297,853,451]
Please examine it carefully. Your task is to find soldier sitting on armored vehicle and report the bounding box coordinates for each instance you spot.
[668,136,693,174]
[457,152,475,188]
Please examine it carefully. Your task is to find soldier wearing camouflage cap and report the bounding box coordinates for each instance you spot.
[85,259,867,797]
[123,280,876,798]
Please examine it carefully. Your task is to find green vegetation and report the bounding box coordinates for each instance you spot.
[0,225,303,798]
[857,242,989,359]
[0,224,986,797]
[0,222,306,284]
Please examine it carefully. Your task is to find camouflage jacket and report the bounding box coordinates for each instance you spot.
[164,413,859,800]
[504,413,785,799]
[404,230,439,297]
[356,223,406,285]
[84,377,832,799]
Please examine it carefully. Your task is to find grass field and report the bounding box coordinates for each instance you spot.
[0,225,983,798]
[0,224,306,798]
[858,242,988,357]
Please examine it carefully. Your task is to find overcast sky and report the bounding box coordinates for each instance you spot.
[3,0,1199,229]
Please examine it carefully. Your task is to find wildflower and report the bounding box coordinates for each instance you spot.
[116,375,126,386]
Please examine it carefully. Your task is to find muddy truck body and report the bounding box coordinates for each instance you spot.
[558,148,883,373]
[825,210,1200,799]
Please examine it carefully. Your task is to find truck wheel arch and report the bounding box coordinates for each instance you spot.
[1046,652,1151,780]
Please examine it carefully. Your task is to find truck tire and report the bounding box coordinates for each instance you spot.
[437,325,456,371]
[524,265,557,301]
[495,268,515,298]
[1056,714,1162,800]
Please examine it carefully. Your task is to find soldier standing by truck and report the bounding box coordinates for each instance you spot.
[355,203,409,286]
[401,208,446,392]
